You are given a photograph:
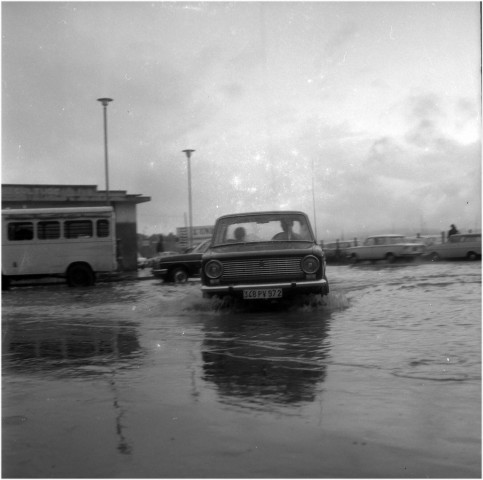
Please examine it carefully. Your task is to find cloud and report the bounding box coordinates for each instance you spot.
[2,2,480,239]
[325,22,358,55]
[403,93,445,148]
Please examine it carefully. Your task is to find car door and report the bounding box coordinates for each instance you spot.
[438,236,460,258]
[357,237,377,259]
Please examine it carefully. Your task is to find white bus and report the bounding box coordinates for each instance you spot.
[2,207,118,289]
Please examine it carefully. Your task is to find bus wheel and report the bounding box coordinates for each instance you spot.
[171,267,188,283]
[67,264,95,287]
[2,275,10,291]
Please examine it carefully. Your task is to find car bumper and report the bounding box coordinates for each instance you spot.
[152,268,168,279]
[201,278,329,298]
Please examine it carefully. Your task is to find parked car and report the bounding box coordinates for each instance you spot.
[147,251,178,268]
[200,211,329,300]
[424,233,481,261]
[405,235,441,247]
[346,234,426,263]
[151,240,211,282]
[323,240,353,262]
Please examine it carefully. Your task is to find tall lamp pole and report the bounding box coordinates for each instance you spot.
[97,98,113,204]
[312,157,318,241]
[182,149,195,249]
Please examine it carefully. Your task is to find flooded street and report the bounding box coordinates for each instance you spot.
[2,262,481,478]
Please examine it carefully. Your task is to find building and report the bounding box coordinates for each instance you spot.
[176,225,214,249]
[2,184,150,271]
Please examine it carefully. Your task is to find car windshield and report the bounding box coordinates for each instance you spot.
[192,240,211,253]
[212,213,313,246]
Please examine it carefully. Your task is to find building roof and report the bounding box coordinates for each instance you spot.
[2,184,150,205]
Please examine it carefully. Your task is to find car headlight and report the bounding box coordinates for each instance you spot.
[205,260,223,279]
[301,255,319,274]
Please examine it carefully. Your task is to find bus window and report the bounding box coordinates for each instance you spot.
[38,221,61,240]
[97,219,110,238]
[8,222,34,241]
[65,220,93,239]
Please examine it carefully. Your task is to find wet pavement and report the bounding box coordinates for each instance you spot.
[2,262,481,478]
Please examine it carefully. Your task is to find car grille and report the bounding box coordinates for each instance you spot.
[221,257,305,282]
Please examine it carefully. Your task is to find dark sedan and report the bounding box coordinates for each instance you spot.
[152,239,211,283]
[200,211,329,301]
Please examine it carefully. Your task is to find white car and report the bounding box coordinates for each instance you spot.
[346,234,426,263]
[425,233,481,261]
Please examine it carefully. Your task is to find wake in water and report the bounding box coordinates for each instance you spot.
[118,280,351,318]
[183,290,351,315]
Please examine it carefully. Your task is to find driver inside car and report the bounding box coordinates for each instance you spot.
[272,218,302,240]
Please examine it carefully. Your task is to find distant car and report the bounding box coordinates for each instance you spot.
[151,240,211,283]
[346,234,426,263]
[323,241,353,262]
[424,233,481,261]
[200,211,329,300]
[405,236,441,247]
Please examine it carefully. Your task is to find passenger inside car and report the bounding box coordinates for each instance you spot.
[234,227,246,242]
[272,218,302,240]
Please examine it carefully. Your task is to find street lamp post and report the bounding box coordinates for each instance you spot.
[97,98,113,204]
[182,149,195,249]
[312,157,318,241]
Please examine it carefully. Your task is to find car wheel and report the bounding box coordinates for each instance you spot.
[349,254,358,264]
[171,267,188,283]
[467,251,478,261]
[2,275,10,291]
[67,264,95,287]
[430,252,441,262]
[385,253,396,263]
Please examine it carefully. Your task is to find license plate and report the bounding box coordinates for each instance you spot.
[243,288,283,299]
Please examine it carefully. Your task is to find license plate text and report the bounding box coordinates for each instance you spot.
[243,288,283,299]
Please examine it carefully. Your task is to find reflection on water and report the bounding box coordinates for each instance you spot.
[2,315,143,456]
[3,320,142,377]
[202,308,332,409]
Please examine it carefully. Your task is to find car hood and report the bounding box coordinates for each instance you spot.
[156,253,202,264]
[203,242,322,258]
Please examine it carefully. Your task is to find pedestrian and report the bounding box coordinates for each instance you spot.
[448,224,459,238]
[157,234,164,253]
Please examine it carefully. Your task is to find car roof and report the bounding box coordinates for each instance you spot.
[367,234,405,238]
[216,210,307,220]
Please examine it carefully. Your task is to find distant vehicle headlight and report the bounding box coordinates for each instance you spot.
[301,255,319,274]
[205,260,223,279]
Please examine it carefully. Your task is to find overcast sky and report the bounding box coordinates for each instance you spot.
[2,1,481,239]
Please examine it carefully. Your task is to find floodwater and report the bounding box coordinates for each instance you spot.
[2,262,481,478]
